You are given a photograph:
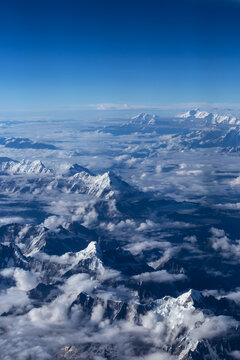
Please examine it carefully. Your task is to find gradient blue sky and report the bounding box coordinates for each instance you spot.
[1,0,240,114]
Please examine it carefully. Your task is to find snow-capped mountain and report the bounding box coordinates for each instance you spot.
[1,113,240,360]
[151,289,240,359]
[168,125,240,151]
[55,289,240,360]
[0,158,136,199]
[0,222,98,257]
[177,108,240,126]
[0,158,52,174]
[0,137,57,149]
[101,112,178,135]
[127,112,163,126]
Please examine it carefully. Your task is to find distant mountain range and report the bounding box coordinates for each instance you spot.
[0,137,57,149]
[177,108,240,125]
[0,158,138,199]
[99,110,240,152]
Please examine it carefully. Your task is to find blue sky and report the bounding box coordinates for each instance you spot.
[1,0,240,115]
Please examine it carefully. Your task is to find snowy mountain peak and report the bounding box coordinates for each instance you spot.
[178,289,203,306]
[177,109,240,125]
[71,170,132,198]
[63,163,93,176]
[154,289,204,317]
[0,159,52,175]
[177,108,209,119]
[53,241,104,274]
[79,241,101,259]
[129,113,159,126]
[0,157,135,199]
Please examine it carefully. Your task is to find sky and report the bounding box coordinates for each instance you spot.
[1,0,240,116]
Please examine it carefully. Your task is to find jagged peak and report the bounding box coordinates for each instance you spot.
[129,113,159,125]
[62,163,93,176]
[177,109,240,125]
[0,158,52,175]
[178,289,203,305]
[155,289,204,314]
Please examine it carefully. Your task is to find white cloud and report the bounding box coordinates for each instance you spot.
[210,227,240,260]
[124,239,172,256]
[13,268,39,291]
[133,270,187,283]
[231,351,240,360]
[0,287,30,315]
[89,103,130,110]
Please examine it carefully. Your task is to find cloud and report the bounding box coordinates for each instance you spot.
[13,268,39,291]
[231,351,240,359]
[132,270,187,283]
[124,239,172,256]
[230,176,240,187]
[88,101,240,112]
[155,164,162,174]
[191,315,238,341]
[43,215,67,230]
[0,287,30,315]
[176,169,203,176]
[0,216,26,225]
[131,352,176,360]
[210,227,240,260]
[0,278,238,360]
[184,235,197,243]
[218,288,240,305]
[215,202,240,210]
[91,103,130,110]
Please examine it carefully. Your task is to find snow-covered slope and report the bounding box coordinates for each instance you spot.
[128,112,162,126]
[150,289,240,359]
[177,108,240,126]
[55,289,240,360]
[100,112,176,135]
[0,158,52,175]
[169,126,240,151]
[0,159,135,199]
[0,222,98,257]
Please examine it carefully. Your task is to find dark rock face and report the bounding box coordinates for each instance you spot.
[0,222,98,256]
[69,292,151,323]
[55,344,121,360]
[0,243,29,269]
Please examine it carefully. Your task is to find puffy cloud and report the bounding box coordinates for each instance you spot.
[0,287,30,315]
[176,169,203,176]
[155,164,162,174]
[131,352,176,360]
[91,303,105,323]
[132,270,187,283]
[215,202,240,210]
[137,220,155,231]
[90,103,130,110]
[43,215,66,230]
[0,216,26,225]
[0,268,39,314]
[231,351,240,359]
[124,239,172,256]
[184,235,197,243]
[230,176,240,187]
[191,315,238,341]
[13,268,39,291]
[210,227,240,260]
